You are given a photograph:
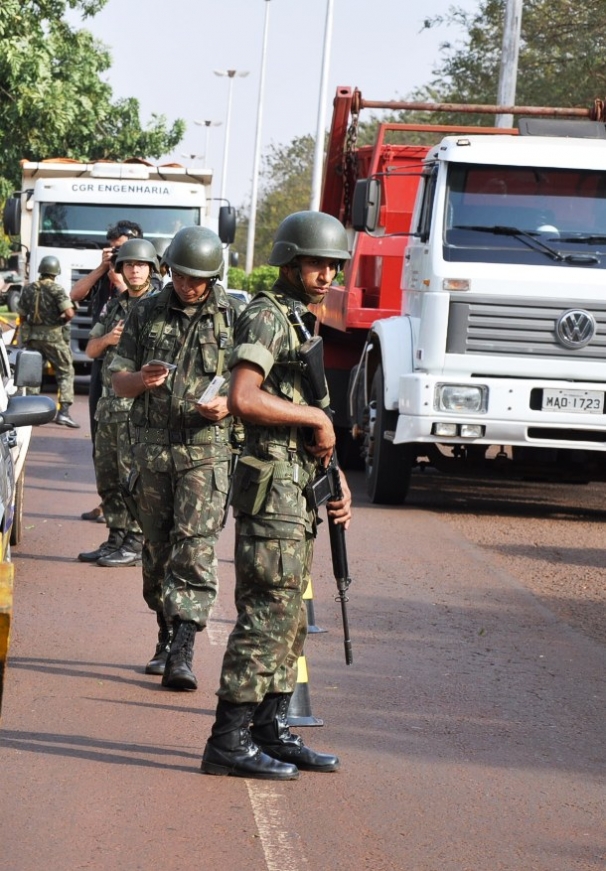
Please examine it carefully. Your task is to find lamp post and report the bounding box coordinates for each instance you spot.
[214,69,250,202]
[246,0,272,274]
[310,0,335,211]
[193,119,222,164]
[496,0,523,128]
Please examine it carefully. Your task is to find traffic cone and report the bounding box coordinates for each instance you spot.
[304,577,327,634]
[287,650,323,727]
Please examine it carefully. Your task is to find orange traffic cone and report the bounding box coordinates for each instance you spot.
[304,577,327,634]
[287,650,323,727]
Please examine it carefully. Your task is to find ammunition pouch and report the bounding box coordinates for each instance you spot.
[230,456,275,516]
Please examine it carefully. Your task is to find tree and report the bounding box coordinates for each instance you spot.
[248,135,316,269]
[418,0,606,120]
[0,1,184,200]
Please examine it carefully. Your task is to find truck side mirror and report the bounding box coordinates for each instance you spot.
[218,205,236,245]
[352,179,381,233]
[3,196,21,236]
[13,349,44,389]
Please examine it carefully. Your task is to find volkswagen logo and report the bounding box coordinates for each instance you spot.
[555,309,596,349]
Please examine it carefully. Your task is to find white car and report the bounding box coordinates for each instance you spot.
[0,338,55,555]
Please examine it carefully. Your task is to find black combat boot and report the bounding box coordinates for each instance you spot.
[77,528,124,563]
[251,692,340,772]
[145,613,171,676]
[55,403,80,428]
[97,532,143,567]
[201,699,299,780]
[161,619,198,691]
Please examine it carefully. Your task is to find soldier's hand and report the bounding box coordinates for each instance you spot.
[305,413,336,466]
[327,469,352,529]
[140,362,171,389]
[107,319,124,346]
[195,395,229,421]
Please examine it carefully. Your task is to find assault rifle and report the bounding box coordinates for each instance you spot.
[294,318,353,666]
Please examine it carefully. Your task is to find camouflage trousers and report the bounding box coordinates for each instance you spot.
[131,444,230,627]
[217,529,314,704]
[93,419,140,534]
[25,336,75,404]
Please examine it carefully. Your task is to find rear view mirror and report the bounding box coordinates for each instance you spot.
[352,178,381,233]
[13,349,44,388]
[218,205,236,245]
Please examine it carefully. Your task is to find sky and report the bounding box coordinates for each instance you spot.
[66,0,481,211]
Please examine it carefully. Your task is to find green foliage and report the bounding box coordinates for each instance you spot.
[417,0,606,122]
[250,135,316,269]
[0,0,184,199]
[246,265,279,296]
[227,266,247,290]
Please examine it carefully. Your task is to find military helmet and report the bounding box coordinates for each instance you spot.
[114,238,160,273]
[268,211,351,267]
[38,255,61,276]
[163,226,223,278]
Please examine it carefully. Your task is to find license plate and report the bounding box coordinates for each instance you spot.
[542,388,605,413]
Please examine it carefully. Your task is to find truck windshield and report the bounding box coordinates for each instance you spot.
[38,204,201,254]
[443,163,606,268]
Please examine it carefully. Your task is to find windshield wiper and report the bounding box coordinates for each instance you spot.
[454,225,598,264]
[558,234,606,244]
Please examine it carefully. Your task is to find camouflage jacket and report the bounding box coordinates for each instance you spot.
[109,282,238,461]
[228,277,323,538]
[17,279,72,340]
[89,287,156,423]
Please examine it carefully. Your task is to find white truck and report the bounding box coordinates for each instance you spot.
[3,158,235,387]
[326,93,606,503]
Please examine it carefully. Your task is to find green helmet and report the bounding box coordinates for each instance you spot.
[38,255,61,276]
[114,238,160,273]
[268,211,351,267]
[163,226,223,278]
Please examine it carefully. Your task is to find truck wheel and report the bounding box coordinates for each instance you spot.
[365,365,412,504]
[10,469,24,547]
[6,288,20,313]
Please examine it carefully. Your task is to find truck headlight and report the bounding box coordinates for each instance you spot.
[435,384,488,413]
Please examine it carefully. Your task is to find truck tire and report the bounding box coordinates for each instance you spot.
[10,469,24,547]
[7,288,20,313]
[365,365,412,504]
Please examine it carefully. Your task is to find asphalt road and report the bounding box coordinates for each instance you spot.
[1,395,604,871]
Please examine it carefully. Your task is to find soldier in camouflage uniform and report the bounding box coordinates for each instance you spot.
[110,227,239,690]
[202,211,353,781]
[78,239,160,569]
[17,255,79,428]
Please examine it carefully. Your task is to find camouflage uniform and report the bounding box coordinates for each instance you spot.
[216,277,321,705]
[17,278,75,403]
[88,290,153,533]
[109,282,237,626]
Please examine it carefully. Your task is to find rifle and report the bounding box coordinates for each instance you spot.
[294,316,353,666]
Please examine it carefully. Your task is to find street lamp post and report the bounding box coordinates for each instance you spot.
[214,69,250,203]
[310,0,335,211]
[194,119,222,164]
[246,0,272,274]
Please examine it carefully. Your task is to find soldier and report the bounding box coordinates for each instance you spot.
[17,255,79,428]
[201,211,352,781]
[110,226,239,688]
[71,221,143,522]
[78,239,160,568]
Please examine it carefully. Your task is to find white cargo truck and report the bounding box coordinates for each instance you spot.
[3,159,235,387]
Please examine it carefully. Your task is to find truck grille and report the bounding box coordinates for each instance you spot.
[446,295,606,359]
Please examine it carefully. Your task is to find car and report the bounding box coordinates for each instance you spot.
[0,341,56,555]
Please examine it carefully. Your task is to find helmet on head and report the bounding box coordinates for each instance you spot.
[163,227,223,278]
[38,255,61,276]
[114,238,160,273]
[268,211,351,267]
